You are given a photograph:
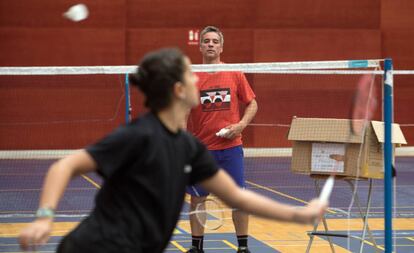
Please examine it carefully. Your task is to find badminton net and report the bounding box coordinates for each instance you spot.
[1,61,413,253]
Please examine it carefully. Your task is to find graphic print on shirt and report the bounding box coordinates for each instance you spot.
[200,88,231,112]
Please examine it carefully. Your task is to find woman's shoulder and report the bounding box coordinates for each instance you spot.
[125,113,157,136]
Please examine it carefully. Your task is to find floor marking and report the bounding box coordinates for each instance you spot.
[170,241,186,252]
[222,240,238,250]
[246,181,337,214]
[80,174,101,189]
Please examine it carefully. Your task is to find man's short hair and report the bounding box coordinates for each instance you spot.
[199,26,224,46]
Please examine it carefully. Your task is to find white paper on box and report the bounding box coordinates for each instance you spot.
[311,143,345,173]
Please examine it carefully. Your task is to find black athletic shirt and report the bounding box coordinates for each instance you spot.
[64,112,219,253]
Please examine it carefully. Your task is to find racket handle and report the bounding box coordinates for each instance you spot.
[319,176,334,203]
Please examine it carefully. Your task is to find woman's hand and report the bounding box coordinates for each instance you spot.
[293,199,327,224]
[19,218,53,251]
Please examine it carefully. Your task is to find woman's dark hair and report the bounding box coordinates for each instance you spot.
[129,48,185,112]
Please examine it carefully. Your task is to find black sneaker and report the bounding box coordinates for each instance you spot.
[186,247,204,253]
[237,247,251,253]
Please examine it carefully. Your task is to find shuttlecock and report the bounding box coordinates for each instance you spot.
[216,128,230,137]
[63,4,89,22]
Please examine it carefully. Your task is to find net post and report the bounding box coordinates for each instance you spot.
[125,73,131,124]
[383,58,393,253]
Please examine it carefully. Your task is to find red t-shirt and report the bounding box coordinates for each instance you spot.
[187,71,256,150]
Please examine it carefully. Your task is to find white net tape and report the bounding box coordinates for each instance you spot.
[0,59,383,75]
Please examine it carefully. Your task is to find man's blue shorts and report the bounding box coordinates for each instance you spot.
[187,145,245,197]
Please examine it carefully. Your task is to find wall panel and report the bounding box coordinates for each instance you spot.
[382,30,414,69]
[0,0,125,28]
[254,29,381,62]
[126,29,253,64]
[0,28,125,66]
[394,75,414,145]
[0,0,413,148]
[252,29,382,147]
[381,0,414,30]
[254,0,380,29]
[381,0,414,147]
[0,75,126,149]
[249,74,382,147]
[127,0,254,28]
[126,28,203,64]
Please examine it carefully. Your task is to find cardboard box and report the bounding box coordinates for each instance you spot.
[288,117,407,179]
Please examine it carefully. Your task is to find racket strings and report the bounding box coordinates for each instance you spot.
[196,199,224,230]
[180,197,236,230]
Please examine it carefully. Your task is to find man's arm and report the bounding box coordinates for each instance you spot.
[239,98,258,128]
[224,99,258,139]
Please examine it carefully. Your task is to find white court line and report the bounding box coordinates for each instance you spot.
[0,147,413,159]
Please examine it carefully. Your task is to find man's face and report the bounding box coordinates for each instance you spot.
[200,32,223,61]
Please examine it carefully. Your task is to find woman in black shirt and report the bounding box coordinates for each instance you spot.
[19,48,326,253]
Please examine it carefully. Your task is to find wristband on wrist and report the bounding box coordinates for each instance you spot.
[36,207,55,218]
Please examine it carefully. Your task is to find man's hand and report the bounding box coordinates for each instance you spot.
[221,122,247,139]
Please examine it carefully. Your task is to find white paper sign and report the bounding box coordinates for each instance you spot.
[311,143,345,173]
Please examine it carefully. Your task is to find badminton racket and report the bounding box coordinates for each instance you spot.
[182,198,234,230]
[350,73,378,136]
[326,73,378,195]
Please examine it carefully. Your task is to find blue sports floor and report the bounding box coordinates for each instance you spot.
[1,156,413,252]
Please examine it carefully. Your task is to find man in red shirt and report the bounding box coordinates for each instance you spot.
[186,26,258,253]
